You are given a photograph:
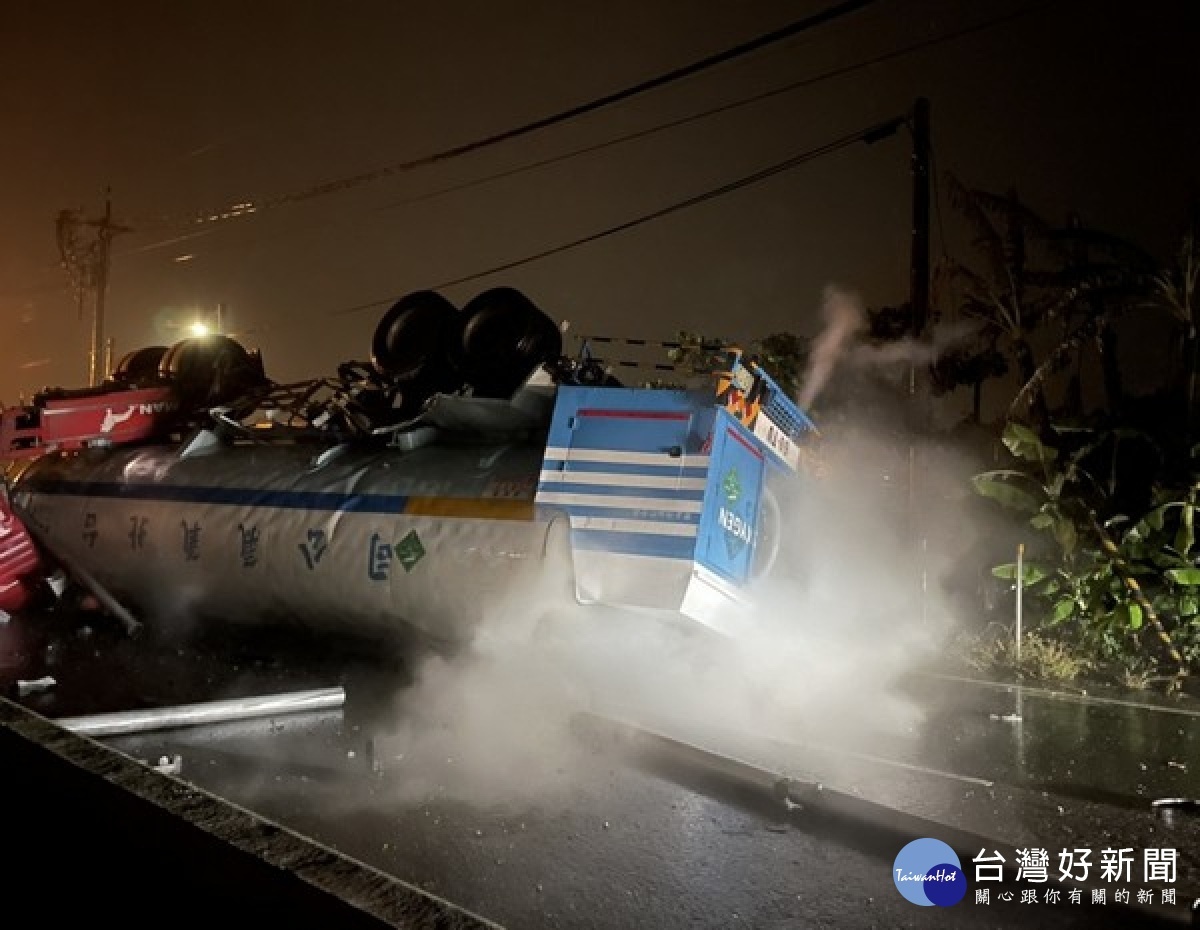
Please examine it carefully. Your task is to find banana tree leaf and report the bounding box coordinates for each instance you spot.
[1176,505,1195,557]
[1166,568,1200,586]
[1052,599,1076,623]
[973,474,1040,512]
[1003,421,1058,462]
[1053,518,1078,554]
[992,561,1051,585]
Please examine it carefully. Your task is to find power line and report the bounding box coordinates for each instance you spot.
[4,0,874,299]
[373,1,1055,216]
[8,0,1056,300]
[146,0,880,234]
[118,1,1053,267]
[330,115,906,317]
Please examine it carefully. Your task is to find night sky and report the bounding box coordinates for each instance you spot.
[2,0,1196,404]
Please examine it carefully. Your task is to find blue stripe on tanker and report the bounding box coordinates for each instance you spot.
[21,479,411,514]
[27,479,704,517]
[19,480,698,559]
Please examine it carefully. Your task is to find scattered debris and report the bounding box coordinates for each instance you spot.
[15,675,56,697]
[1152,798,1199,813]
[988,713,1023,723]
[46,570,67,599]
[152,754,183,776]
[1151,798,1200,828]
[1167,760,1187,771]
[365,737,385,775]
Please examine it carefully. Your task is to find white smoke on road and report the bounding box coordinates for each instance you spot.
[347,284,988,811]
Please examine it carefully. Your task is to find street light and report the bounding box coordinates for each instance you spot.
[189,321,210,337]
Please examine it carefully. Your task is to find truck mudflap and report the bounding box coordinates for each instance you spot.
[536,351,814,633]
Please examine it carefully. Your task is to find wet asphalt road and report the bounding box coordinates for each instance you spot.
[3,607,1199,929]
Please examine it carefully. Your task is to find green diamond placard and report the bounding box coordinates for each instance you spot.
[395,530,426,573]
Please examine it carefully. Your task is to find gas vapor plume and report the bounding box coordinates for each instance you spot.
[797,285,979,411]
[334,283,989,814]
[797,285,865,409]
[852,319,979,370]
[359,432,978,812]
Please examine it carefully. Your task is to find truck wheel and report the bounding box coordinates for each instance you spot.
[111,346,168,386]
[453,287,562,398]
[371,290,459,384]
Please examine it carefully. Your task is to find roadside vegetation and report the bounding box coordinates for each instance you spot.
[658,181,1199,693]
[950,186,1199,694]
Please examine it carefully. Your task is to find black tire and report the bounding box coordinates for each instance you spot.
[371,290,459,383]
[159,335,261,409]
[454,287,562,398]
[111,346,168,386]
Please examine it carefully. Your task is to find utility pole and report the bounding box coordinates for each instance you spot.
[57,192,130,385]
[90,196,119,385]
[907,97,932,624]
[861,99,933,622]
[909,97,931,344]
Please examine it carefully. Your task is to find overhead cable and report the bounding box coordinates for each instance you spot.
[330,114,906,316]
[145,0,880,233]
[115,1,1052,266]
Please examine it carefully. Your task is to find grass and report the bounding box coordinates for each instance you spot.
[955,628,1095,684]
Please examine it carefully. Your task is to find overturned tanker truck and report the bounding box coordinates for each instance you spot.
[0,287,816,644]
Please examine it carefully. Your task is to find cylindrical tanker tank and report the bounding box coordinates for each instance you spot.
[3,345,818,642]
[8,436,569,645]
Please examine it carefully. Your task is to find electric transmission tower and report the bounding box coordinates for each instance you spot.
[56,194,130,386]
